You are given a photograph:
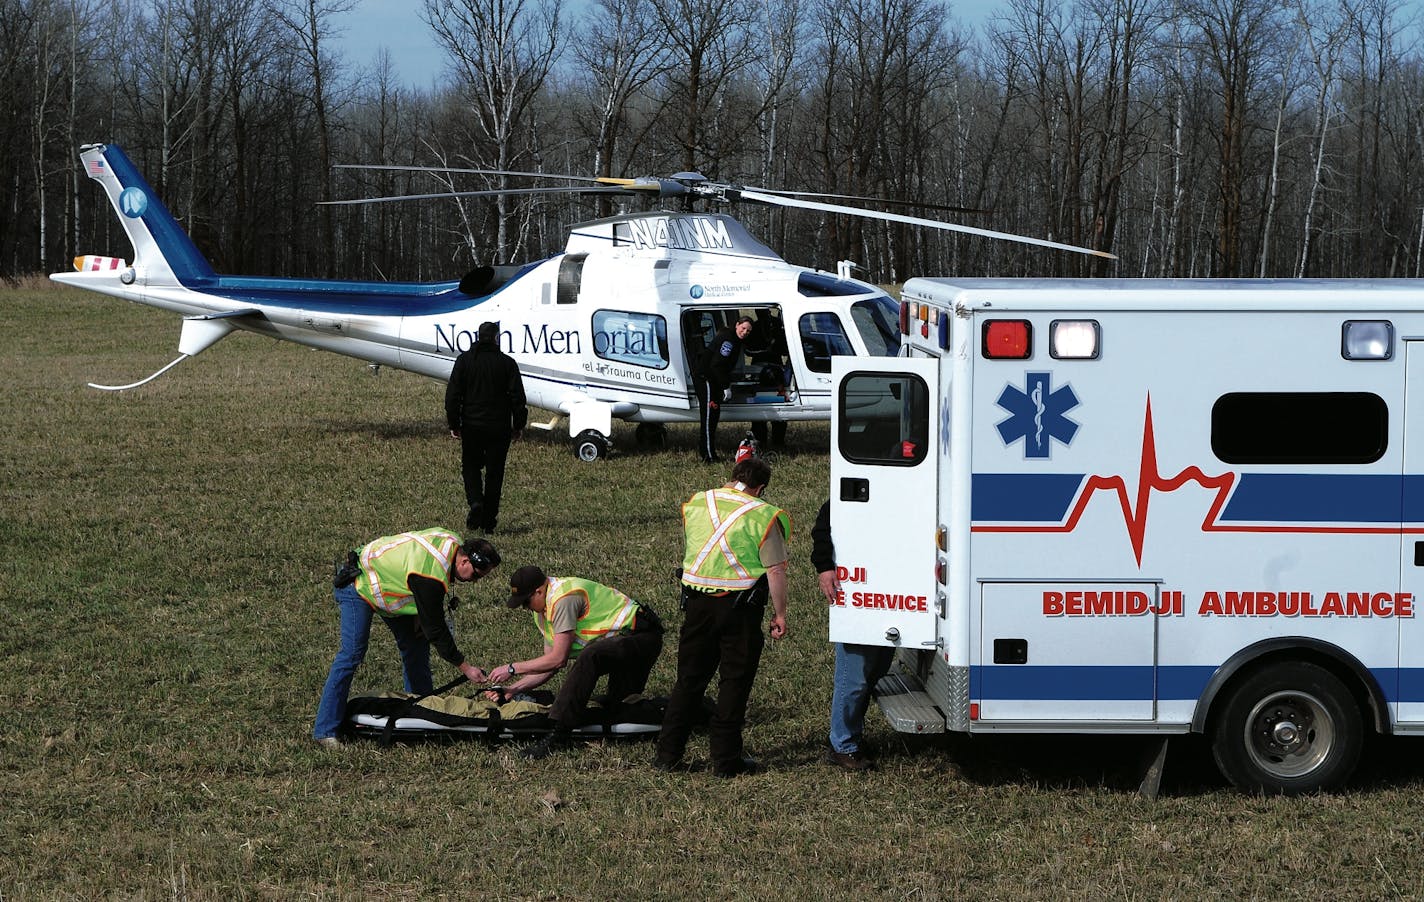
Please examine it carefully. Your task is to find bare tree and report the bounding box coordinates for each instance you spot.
[1182,0,1284,275]
[423,0,562,262]
[652,0,757,174]
[571,0,668,216]
[268,0,357,275]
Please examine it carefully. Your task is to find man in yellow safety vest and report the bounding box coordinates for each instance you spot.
[654,457,791,777]
[312,530,500,746]
[487,565,664,759]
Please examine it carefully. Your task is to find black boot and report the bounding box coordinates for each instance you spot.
[522,728,572,760]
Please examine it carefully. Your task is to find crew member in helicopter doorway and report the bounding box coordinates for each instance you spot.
[694,316,753,463]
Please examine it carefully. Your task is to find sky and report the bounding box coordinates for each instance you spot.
[334,0,1004,90]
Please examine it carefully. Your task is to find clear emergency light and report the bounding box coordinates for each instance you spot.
[982,320,1032,359]
[1342,321,1393,360]
[1050,320,1100,359]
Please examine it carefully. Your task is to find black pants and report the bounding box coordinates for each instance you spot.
[750,420,787,448]
[460,430,512,528]
[656,586,766,768]
[694,376,721,462]
[549,609,664,729]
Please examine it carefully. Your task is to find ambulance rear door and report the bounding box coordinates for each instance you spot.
[829,356,940,649]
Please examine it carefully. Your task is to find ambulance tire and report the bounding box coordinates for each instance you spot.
[1210,661,1363,795]
[573,430,610,462]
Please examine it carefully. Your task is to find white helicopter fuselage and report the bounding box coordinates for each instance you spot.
[52,144,904,456]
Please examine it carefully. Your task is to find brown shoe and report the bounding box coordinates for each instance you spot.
[825,748,873,771]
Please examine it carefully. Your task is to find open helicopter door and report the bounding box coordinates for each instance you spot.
[680,306,797,415]
[828,356,940,651]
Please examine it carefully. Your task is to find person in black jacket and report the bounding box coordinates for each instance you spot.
[694,316,753,462]
[445,321,529,533]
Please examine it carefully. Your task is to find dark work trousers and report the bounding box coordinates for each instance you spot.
[549,608,664,730]
[656,587,766,768]
[750,420,788,448]
[460,430,512,529]
[694,376,721,462]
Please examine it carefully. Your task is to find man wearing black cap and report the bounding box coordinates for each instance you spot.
[487,564,663,759]
[313,531,500,747]
[446,321,528,533]
[654,457,791,777]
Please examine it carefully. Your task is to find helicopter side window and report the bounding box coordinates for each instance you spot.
[592,310,669,369]
[799,312,854,373]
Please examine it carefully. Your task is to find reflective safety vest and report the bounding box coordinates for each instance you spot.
[355,528,459,615]
[534,576,641,658]
[681,487,791,591]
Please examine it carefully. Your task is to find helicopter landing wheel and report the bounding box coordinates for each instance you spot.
[573,429,611,462]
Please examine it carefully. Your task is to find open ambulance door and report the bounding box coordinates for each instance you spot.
[829,356,940,649]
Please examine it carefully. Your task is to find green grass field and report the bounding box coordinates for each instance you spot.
[5,287,1424,899]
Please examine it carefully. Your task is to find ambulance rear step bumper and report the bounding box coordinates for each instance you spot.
[874,665,946,734]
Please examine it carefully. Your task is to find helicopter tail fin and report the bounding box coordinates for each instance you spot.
[68,143,217,287]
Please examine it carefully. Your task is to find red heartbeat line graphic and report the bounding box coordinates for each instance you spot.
[976,397,1236,566]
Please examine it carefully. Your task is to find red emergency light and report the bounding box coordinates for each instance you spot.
[982,320,1032,359]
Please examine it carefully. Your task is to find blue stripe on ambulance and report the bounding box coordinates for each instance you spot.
[970,472,1424,525]
[971,666,1424,702]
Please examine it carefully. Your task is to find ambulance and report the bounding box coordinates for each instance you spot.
[829,277,1424,794]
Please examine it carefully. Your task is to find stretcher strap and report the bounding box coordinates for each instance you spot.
[379,673,470,748]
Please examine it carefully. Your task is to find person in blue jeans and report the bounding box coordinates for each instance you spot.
[814,501,893,771]
[312,530,500,746]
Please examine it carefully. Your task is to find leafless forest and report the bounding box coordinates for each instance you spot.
[4,0,1423,284]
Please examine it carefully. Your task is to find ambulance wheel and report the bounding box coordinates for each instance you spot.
[573,430,610,462]
[1210,661,1362,795]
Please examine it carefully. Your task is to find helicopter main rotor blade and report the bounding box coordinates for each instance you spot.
[738,189,1116,260]
[335,164,608,184]
[319,185,633,205]
[751,188,988,215]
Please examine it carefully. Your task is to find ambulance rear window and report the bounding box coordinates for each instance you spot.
[838,372,930,466]
[1211,392,1387,464]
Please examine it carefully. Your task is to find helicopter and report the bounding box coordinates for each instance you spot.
[51,143,1111,459]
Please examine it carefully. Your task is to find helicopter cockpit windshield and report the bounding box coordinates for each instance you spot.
[850,295,902,357]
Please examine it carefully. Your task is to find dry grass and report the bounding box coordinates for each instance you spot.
[4,288,1424,899]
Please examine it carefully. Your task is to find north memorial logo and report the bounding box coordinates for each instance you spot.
[995,372,1080,459]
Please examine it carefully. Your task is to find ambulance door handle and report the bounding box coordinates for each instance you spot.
[840,477,870,502]
[1415,541,1424,566]
[885,627,900,643]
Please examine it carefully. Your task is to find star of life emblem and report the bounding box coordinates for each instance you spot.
[994,372,1080,459]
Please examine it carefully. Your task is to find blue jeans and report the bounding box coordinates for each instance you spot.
[828,643,894,755]
[312,584,434,739]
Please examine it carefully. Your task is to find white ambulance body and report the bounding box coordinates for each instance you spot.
[829,277,1424,793]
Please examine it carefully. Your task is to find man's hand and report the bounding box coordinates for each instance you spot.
[817,569,840,605]
[768,613,788,641]
[449,429,461,439]
[459,661,487,683]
